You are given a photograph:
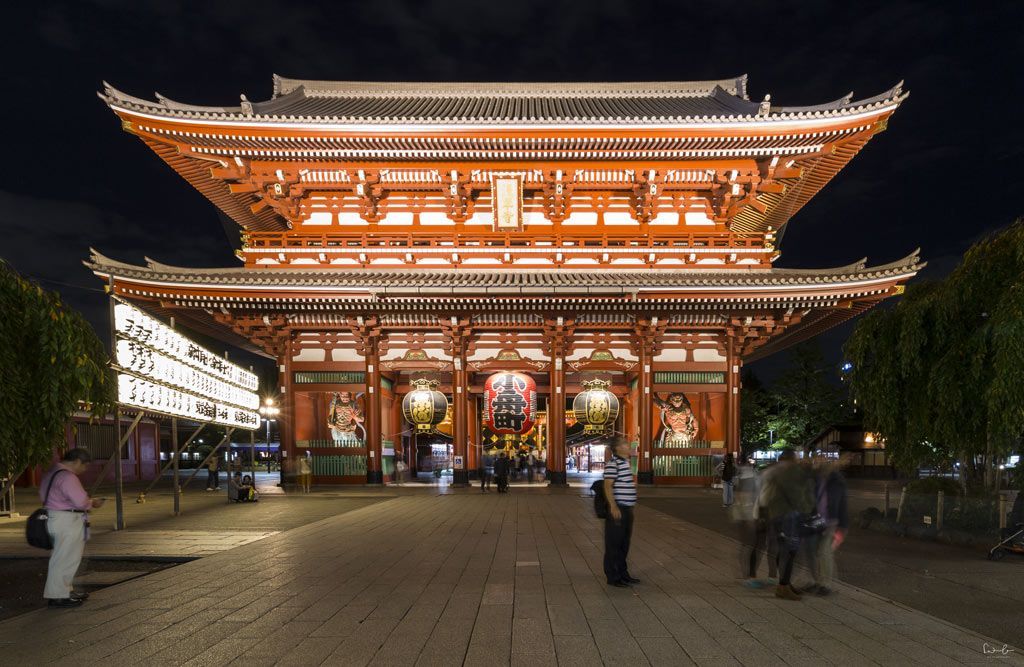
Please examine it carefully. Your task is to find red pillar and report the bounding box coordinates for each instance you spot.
[452,354,469,486]
[637,337,654,484]
[365,340,382,485]
[726,335,741,457]
[547,352,567,485]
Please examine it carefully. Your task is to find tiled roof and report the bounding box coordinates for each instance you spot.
[87,250,922,296]
[99,76,906,127]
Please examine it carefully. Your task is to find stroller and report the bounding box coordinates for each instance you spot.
[988,492,1024,560]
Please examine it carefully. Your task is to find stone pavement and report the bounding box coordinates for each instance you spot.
[0,486,391,558]
[0,492,1020,666]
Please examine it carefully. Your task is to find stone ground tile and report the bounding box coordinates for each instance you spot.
[413,620,473,666]
[273,636,346,666]
[511,654,558,667]
[552,635,604,666]
[513,591,547,619]
[638,635,698,666]
[588,617,651,664]
[464,639,511,666]
[511,617,555,656]
[547,604,590,636]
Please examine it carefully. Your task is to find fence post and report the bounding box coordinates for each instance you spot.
[936,491,944,531]
[884,483,890,517]
[896,486,907,524]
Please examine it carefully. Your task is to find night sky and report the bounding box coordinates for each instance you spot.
[2,1,1021,381]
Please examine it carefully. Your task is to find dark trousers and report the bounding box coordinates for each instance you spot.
[740,518,778,579]
[603,505,634,583]
[496,475,508,492]
[480,471,492,491]
[207,469,218,489]
[773,517,799,586]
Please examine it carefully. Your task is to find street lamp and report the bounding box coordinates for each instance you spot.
[259,399,280,449]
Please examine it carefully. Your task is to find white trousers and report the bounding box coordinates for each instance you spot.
[44,511,86,599]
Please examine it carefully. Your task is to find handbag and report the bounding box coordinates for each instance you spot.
[25,470,67,550]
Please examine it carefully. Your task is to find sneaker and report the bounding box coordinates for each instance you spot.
[48,598,83,608]
[774,585,801,601]
[70,591,89,601]
[815,586,833,597]
[742,579,766,590]
[205,488,213,492]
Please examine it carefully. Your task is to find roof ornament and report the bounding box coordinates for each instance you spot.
[240,94,254,116]
[757,94,772,116]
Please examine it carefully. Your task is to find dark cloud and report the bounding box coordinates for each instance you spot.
[1,0,1021,383]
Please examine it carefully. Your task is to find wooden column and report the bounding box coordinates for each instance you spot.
[547,350,567,486]
[365,338,383,485]
[280,332,295,486]
[637,332,655,484]
[452,352,470,486]
[725,334,740,457]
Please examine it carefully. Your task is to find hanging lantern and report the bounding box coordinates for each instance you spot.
[402,378,449,432]
[482,371,537,439]
[573,378,620,434]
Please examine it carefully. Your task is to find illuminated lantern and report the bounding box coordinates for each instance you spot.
[483,372,537,438]
[572,379,620,434]
[401,378,449,432]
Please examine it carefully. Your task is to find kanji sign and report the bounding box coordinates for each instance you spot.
[482,371,536,436]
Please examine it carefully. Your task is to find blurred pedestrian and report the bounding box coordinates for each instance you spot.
[734,458,777,588]
[494,452,510,493]
[40,448,105,607]
[717,453,737,507]
[481,450,495,492]
[205,455,220,491]
[760,448,813,601]
[298,451,312,493]
[603,437,640,587]
[800,455,850,596]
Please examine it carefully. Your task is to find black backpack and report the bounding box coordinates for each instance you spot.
[591,479,609,519]
[26,470,66,550]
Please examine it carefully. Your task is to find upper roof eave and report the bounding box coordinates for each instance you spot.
[99,77,906,129]
[85,249,924,293]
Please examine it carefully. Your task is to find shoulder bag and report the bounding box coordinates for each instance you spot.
[26,470,67,550]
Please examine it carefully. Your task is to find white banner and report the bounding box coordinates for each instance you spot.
[117,375,260,430]
[113,300,259,429]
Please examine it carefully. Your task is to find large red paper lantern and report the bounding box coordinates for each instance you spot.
[483,372,537,437]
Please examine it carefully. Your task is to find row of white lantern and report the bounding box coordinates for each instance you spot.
[117,374,260,429]
[114,302,258,391]
[116,339,259,410]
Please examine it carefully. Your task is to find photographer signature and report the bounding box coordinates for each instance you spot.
[982,643,1016,656]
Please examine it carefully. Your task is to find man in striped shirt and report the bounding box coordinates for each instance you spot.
[603,437,639,587]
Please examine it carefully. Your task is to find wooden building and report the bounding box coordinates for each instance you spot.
[90,75,920,485]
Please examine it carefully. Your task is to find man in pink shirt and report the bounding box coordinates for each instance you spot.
[39,448,105,607]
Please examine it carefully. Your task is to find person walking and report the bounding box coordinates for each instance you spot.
[734,458,777,588]
[480,450,495,493]
[205,455,220,491]
[297,452,312,493]
[718,453,737,507]
[603,437,639,588]
[494,452,510,493]
[802,455,850,596]
[760,448,813,601]
[40,448,105,607]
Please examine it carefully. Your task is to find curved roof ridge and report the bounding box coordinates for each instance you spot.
[271,76,750,99]
[86,251,923,282]
[775,81,906,114]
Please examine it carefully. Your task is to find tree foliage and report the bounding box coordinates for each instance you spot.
[845,219,1024,489]
[0,261,115,478]
[739,346,850,454]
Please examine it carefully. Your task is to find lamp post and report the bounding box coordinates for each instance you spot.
[259,398,280,481]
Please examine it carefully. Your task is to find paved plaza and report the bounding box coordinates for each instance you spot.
[1,490,1020,666]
